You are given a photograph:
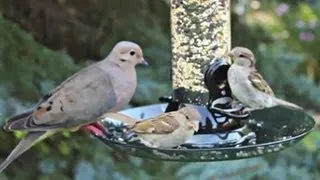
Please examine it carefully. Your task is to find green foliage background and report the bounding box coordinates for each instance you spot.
[0,0,320,179]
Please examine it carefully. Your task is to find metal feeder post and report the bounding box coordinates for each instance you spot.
[171,0,231,105]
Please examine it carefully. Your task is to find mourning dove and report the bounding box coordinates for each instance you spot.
[227,47,302,111]
[103,106,201,148]
[0,41,148,173]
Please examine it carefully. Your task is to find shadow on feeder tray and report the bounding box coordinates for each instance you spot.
[91,58,315,161]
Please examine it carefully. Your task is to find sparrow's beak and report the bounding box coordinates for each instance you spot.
[139,58,149,66]
[227,52,234,58]
[188,121,199,131]
[227,52,235,62]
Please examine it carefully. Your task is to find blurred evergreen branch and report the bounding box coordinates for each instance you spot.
[0,17,79,121]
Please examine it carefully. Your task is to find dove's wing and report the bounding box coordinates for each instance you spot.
[248,70,274,95]
[5,65,97,126]
[4,63,117,131]
[132,113,180,134]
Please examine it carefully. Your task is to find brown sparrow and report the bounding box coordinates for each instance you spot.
[227,47,303,111]
[102,106,200,148]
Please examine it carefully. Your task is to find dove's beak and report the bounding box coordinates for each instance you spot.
[139,58,149,66]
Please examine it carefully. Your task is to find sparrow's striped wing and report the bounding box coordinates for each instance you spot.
[248,70,274,95]
[132,113,180,134]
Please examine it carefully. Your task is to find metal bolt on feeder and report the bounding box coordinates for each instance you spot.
[92,0,315,161]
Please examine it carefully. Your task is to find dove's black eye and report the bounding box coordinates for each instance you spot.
[120,59,126,62]
[186,116,190,119]
[130,51,135,56]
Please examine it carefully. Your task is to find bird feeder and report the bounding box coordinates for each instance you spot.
[92,0,315,161]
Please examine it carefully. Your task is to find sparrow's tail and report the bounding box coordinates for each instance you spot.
[100,112,137,128]
[274,98,303,111]
[0,131,54,173]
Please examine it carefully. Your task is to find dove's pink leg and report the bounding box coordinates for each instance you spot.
[81,122,106,137]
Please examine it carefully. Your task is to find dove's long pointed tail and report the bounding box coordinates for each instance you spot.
[0,131,55,173]
[274,98,303,111]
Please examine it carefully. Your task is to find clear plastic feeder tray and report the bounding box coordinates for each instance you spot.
[92,103,315,162]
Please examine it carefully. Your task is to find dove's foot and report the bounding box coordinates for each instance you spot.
[82,122,106,138]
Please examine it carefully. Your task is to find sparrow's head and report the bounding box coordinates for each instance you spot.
[108,41,148,67]
[179,106,201,131]
[228,47,256,68]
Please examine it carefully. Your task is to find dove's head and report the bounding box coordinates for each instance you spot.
[228,47,256,68]
[108,41,148,68]
[179,106,201,131]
